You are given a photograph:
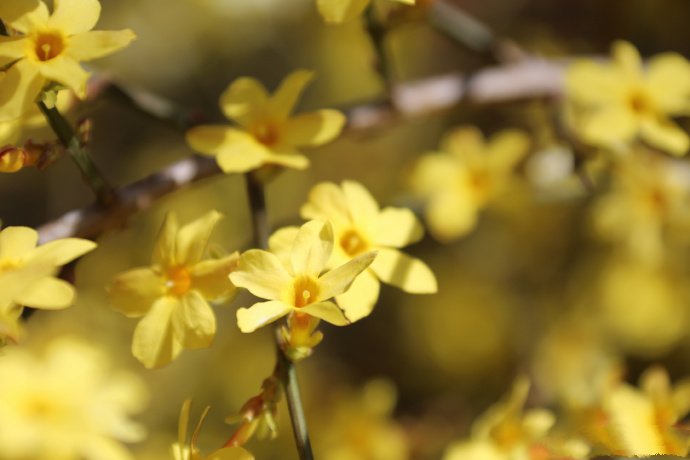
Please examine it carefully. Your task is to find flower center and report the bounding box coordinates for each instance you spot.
[165,265,192,297]
[292,276,319,308]
[32,31,65,62]
[339,229,369,257]
[251,122,280,147]
[629,90,652,114]
[0,259,20,273]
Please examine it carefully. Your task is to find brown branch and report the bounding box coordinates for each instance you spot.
[37,58,566,243]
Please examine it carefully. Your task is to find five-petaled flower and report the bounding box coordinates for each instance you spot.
[0,0,136,121]
[108,211,239,369]
[186,70,346,174]
[566,40,690,156]
[230,220,376,333]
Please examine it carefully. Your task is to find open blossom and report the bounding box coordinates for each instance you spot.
[0,338,147,460]
[272,180,437,322]
[108,211,239,369]
[230,220,376,333]
[566,40,690,155]
[411,126,529,242]
[186,70,346,174]
[316,0,415,23]
[0,0,136,121]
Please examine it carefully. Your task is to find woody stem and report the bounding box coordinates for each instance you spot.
[244,171,314,460]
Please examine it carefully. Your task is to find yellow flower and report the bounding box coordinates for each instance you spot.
[0,0,136,121]
[108,211,239,369]
[172,400,254,460]
[230,220,376,333]
[0,225,96,341]
[273,180,437,322]
[316,0,415,23]
[566,40,690,155]
[186,70,346,173]
[0,337,147,460]
[411,126,529,242]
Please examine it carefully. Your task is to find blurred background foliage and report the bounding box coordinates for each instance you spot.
[7,0,690,458]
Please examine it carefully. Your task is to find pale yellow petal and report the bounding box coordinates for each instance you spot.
[0,0,48,33]
[132,296,181,369]
[37,55,90,98]
[640,117,689,156]
[66,30,136,61]
[108,268,165,318]
[646,53,690,114]
[15,276,74,309]
[335,269,380,322]
[177,400,191,452]
[300,300,349,326]
[613,40,643,77]
[152,212,178,268]
[342,180,379,231]
[373,207,423,248]
[441,126,484,162]
[229,249,292,301]
[172,291,216,349]
[566,60,626,105]
[175,210,222,266]
[30,236,96,265]
[607,385,664,455]
[219,77,268,127]
[268,226,299,269]
[581,106,639,148]
[207,447,255,460]
[487,129,530,171]
[0,37,28,67]
[443,441,505,460]
[262,148,309,170]
[189,253,239,301]
[300,181,351,228]
[269,69,314,120]
[0,260,54,306]
[426,188,478,242]
[49,0,101,34]
[318,250,377,300]
[0,226,37,260]
[0,60,45,122]
[236,300,291,333]
[316,0,370,23]
[411,154,461,195]
[186,125,269,173]
[291,220,333,277]
[371,248,437,293]
[282,109,346,147]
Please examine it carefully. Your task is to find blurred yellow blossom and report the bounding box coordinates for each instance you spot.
[108,211,239,369]
[230,220,376,333]
[566,40,690,155]
[411,126,529,242]
[316,0,415,23]
[0,337,147,460]
[186,70,345,173]
[444,377,590,460]
[271,180,437,322]
[0,0,136,121]
[172,400,253,460]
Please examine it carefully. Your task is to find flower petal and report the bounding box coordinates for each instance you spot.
[640,117,690,156]
[269,70,314,120]
[0,59,45,122]
[175,210,222,266]
[606,385,664,455]
[342,180,380,232]
[66,29,136,61]
[263,147,309,170]
[0,37,28,67]
[565,60,626,106]
[487,129,530,171]
[15,276,74,309]
[132,296,181,369]
[316,0,370,23]
[108,267,165,318]
[268,226,299,269]
[373,207,423,248]
[291,220,333,277]
[37,55,90,98]
[186,125,269,173]
[613,40,643,77]
[236,300,291,333]
[0,0,48,33]
[371,248,437,293]
[646,53,690,114]
[300,301,349,326]
[318,250,376,300]
[0,226,37,261]
[189,253,239,301]
[49,0,101,34]
[426,188,478,242]
[282,109,346,147]
[219,77,269,127]
[229,249,292,301]
[300,181,351,228]
[172,291,216,349]
[152,212,178,268]
[30,237,96,266]
[580,106,638,149]
[335,269,380,322]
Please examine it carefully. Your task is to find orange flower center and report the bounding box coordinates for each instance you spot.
[339,229,368,257]
[292,276,319,308]
[165,265,192,297]
[0,259,20,273]
[629,90,653,115]
[252,122,280,147]
[32,31,65,62]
